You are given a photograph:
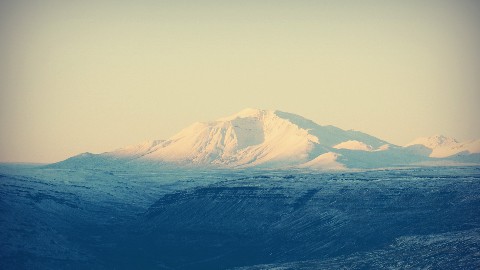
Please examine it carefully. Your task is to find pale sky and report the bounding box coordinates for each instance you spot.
[1,1,479,163]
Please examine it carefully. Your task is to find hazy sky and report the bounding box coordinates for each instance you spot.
[1,1,479,163]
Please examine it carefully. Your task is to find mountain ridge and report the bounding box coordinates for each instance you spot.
[51,108,480,170]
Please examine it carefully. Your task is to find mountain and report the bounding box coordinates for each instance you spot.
[51,108,480,170]
[405,135,480,158]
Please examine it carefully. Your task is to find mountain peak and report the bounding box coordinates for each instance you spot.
[105,108,401,168]
[405,134,480,158]
[406,135,458,149]
[218,108,271,121]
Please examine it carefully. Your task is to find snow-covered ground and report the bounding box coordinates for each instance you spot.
[1,164,479,269]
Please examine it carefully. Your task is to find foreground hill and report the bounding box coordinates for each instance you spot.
[1,166,479,269]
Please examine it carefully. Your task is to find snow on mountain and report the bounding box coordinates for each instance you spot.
[51,108,480,170]
[405,135,480,158]
[377,144,391,151]
[118,108,395,168]
[137,108,322,167]
[333,140,373,151]
[406,135,458,149]
[298,152,345,170]
[109,140,164,158]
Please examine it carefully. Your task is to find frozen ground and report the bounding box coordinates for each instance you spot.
[0,164,479,269]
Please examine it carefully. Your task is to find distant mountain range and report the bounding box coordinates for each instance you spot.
[52,108,480,170]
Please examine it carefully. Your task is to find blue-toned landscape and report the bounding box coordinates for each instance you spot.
[2,1,480,269]
[1,164,479,269]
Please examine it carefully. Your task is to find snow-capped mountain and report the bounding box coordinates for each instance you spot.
[405,135,480,158]
[108,108,394,168]
[52,108,480,170]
